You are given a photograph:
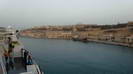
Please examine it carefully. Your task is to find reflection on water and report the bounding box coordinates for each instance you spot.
[20,37,133,74]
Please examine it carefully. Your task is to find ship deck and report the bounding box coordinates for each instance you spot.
[0,27,43,74]
[8,57,26,74]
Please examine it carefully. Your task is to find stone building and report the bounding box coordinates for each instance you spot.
[98,30,116,41]
[126,35,133,43]
[72,31,90,39]
[45,31,72,39]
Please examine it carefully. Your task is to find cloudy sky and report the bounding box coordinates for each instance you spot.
[0,0,133,28]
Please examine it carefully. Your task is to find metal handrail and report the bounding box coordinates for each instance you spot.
[10,28,44,74]
[22,49,44,74]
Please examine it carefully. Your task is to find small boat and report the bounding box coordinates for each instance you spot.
[72,38,80,41]
[80,38,88,43]
[0,27,44,74]
[72,37,88,43]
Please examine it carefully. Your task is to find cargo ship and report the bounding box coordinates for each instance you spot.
[0,27,44,74]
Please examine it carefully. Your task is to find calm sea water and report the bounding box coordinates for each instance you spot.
[20,37,133,74]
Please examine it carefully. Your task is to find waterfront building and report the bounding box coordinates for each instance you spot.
[78,32,89,39]
[98,34,114,41]
[72,31,91,39]
[128,22,133,26]
[126,35,133,43]
[45,31,72,39]
[98,29,116,41]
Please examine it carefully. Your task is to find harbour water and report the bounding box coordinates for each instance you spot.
[20,37,133,74]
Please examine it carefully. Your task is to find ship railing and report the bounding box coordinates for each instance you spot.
[14,30,44,74]
[31,56,44,74]
[0,55,7,74]
[32,60,43,74]
[21,49,44,74]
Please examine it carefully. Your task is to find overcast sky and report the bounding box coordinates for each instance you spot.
[0,0,133,28]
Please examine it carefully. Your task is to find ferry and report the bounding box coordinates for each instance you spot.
[0,27,44,74]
